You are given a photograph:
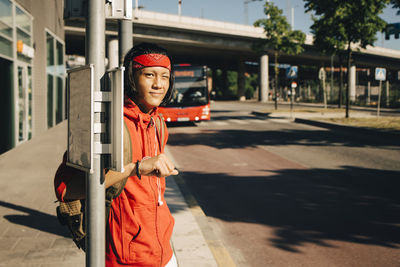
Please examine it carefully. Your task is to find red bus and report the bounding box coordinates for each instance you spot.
[159,64,211,122]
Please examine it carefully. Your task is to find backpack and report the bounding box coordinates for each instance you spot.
[56,114,166,251]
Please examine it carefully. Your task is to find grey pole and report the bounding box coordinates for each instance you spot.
[260,54,269,102]
[119,19,133,65]
[86,0,105,266]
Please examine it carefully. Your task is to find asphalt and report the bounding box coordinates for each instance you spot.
[1,106,398,267]
[0,121,217,267]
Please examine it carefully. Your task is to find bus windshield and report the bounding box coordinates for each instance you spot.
[168,66,209,107]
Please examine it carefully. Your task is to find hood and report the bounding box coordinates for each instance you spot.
[124,98,159,128]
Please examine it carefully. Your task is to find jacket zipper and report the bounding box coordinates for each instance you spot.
[147,121,163,266]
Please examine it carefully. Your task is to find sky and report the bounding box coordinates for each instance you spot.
[135,0,400,50]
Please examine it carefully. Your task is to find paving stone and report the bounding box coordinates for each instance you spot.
[1,224,40,238]
[24,248,66,263]
[0,237,19,250]
[0,250,27,265]
[51,237,78,249]
[12,237,55,251]
[61,247,85,265]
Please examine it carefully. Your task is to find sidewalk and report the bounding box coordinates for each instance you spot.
[252,108,400,139]
[0,121,217,267]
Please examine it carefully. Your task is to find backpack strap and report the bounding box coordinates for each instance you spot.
[57,199,86,250]
[154,113,166,152]
[105,119,132,224]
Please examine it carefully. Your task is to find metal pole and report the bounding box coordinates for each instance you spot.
[86,0,105,266]
[260,54,269,102]
[330,54,334,101]
[386,80,390,107]
[377,80,382,117]
[119,19,133,65]
[367,69,371,106]
[178,0,182,17]
[323,73,327,110]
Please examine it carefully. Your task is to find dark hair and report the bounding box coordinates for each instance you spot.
[123,42,174,106]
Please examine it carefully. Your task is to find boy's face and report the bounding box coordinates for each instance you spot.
[134,66,170,113]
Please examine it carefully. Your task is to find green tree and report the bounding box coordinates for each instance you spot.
[392,0,400,14]
[304,0,389,118]
[254,2,306,109]
[309,13,347,108]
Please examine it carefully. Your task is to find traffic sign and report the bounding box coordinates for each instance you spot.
[291,81,297,88]
[286,66,298,79]
[318,67,326,80]
[375,67,386,81]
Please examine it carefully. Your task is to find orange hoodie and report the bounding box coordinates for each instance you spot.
[106,100,174,266]
[54,100,174,267]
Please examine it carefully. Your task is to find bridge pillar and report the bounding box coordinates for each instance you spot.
[259,54,269,102]
[238,61,246,101]
[118,19,133,64]
[349,64,356,102]
[108,39,119,69]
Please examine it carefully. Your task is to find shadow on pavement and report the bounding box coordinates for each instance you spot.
[168,128,400,149]
[0,200,70,238]
[179,166,400,252]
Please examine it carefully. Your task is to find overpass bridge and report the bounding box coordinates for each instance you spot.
[64,10,400,100]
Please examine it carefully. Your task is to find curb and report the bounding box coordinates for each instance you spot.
[165,148,221,267]
[252,110,400,139]
[293,118,400,139]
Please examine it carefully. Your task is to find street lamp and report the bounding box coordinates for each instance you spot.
[244,0,262,25]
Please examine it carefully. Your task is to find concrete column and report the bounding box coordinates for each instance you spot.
[259,54,269,102]
[118,20,133,65]
[238,61,246,101]
[222,68,228,98]
[349,64,356,102]
[212,68,217,96]
[386,80,390,106]
[108,39,119,70]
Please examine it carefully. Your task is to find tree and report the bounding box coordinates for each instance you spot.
[304,0,389,118]
[254,2,306,109]
[392,0,400,14]
[309,13,346,108]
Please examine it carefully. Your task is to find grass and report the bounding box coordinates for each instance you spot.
[316,117,400,131]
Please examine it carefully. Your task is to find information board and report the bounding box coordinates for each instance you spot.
[67,65,94,173]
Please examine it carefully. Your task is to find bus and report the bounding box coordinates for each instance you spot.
[158,64,211,122]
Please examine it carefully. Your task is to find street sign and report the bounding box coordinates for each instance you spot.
[105,67,125,172]
[375,67,386,81]
[318,67,326,80]
[286,66,298,79]
[291,81,297,88]
[67,65,94,173]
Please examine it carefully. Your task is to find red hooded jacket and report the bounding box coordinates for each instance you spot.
[54,100,175,267]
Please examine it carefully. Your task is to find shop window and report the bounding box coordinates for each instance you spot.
[46,31,65,128]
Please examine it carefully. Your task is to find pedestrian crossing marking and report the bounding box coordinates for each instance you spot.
[213,121,229,126]
[228,119,247,124]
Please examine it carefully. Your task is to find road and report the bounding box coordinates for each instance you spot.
[166,101,400,267]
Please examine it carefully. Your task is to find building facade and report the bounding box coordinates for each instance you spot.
[0,0,65,154]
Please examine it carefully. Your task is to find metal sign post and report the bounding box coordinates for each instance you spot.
[65,1,128,266]
[290,81,297,119]
[319,67,327,110]
[375,67,386,117]
[85,0,105,266]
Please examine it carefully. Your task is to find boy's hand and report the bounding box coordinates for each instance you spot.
[138,154,179,177]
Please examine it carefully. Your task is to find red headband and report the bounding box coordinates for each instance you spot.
[132,53,171,71]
